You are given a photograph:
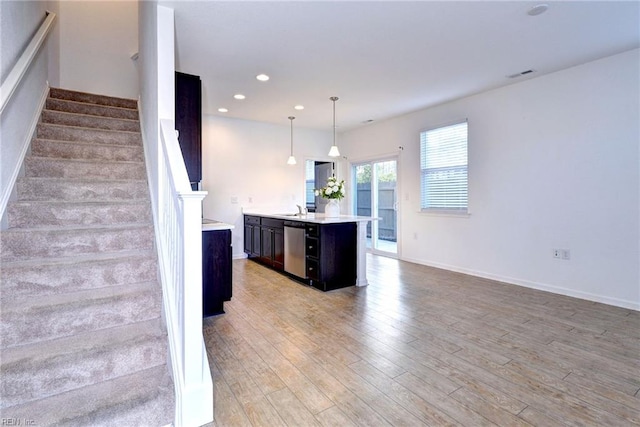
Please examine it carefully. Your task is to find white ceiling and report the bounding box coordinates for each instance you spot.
[165,1,639,131]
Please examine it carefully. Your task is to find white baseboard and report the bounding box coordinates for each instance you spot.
[399,255,639,311]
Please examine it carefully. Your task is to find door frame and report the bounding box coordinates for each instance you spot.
[350,154,400,258]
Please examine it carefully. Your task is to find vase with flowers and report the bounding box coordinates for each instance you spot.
[315,175,345,217]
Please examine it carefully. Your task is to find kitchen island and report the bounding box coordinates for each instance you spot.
[202,219,234,316]
[243,210,377,291]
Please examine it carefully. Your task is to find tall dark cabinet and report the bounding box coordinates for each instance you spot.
[175,72,202,190]
[202,229,232,316]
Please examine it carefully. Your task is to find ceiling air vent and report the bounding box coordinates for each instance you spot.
[507,69,536,79]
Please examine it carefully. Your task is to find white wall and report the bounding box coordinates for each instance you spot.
[138,0,159,210]
[341,49,640,310]
[57,0,138,99]
[201,116,335,258]
[0,1,52,220]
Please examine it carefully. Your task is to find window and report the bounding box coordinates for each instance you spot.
[420,121,468,212]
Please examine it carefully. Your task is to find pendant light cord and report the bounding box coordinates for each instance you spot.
[330,96,339,146]
[289,116,295,155]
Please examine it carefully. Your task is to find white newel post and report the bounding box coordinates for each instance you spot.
[177,191,212,427]
[355,221,370,287]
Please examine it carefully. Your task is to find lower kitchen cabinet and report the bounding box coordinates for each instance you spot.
[202,229,232,316]
[306,223,357,291]
[244,215,284,271]
[243,214,358,291]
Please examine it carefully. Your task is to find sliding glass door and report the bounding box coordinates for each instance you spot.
[353,159,398,256]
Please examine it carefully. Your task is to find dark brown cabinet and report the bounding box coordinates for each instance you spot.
[305,223,357,291]
[244,216,261,258]
[244,216,284,271]
[202,229,232,316]
[175,71,202,189]
[244,214,357,291]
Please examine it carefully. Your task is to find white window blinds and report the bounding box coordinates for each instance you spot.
[420,121,468,212]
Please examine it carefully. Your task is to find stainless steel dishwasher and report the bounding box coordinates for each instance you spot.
[284,221,306,279]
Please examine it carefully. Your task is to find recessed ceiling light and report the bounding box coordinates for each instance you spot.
[294,105,304,110]
[527,4,549,16]
[256,74,270,82]
[234,94,246,100]
[218,108,228,113]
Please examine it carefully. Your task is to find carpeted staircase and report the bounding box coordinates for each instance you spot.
[0,88,174,426]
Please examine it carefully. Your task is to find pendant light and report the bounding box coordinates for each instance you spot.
[287,116,297,165]
[328,96,340,157]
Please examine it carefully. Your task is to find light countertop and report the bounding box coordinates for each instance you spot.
[202,218,235,231]
[242,209,378,224]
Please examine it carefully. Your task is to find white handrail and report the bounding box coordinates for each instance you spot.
[157,119,212,426]
[0,11,56,115]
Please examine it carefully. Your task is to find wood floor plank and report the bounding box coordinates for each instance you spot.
[240,396,287,427]
[203,258,639,426]
[314,405,358,427]
[266,388,322,427]
[210,360,253,427]
[505,360,640,425]
[450,387,534,427]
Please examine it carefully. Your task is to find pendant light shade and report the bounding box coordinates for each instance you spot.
[287,116,297,165]
[328,96,340,157]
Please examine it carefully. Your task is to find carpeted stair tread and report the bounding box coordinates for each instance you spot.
[2,365,174,427]
[7,199,151,228]
[0,250,157,298]
[0,282,161,348]
[1,86,175,425]
[1,319,166,407]
[31,138,144,161]
[0,223,154,261]
[17,177,149,201]
[37,123,141,146]
[49,87,138,110]
[25,156,146,180]
[41,109,140,132]
[46,97,138,120]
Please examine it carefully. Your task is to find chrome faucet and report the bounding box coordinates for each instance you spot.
[296,204,307,215]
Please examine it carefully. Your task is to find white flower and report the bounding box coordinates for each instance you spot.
[332,185,339,192]
[325,187,333,195]
[314,190,320,196]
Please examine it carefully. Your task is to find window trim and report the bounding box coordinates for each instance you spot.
[419,119,469,215]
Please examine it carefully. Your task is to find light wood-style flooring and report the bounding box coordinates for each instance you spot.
[203,255,640,426]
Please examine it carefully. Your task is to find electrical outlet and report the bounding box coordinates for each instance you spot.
[561,249,571,260]
[553,249,561,258]
[230,196,238,204]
